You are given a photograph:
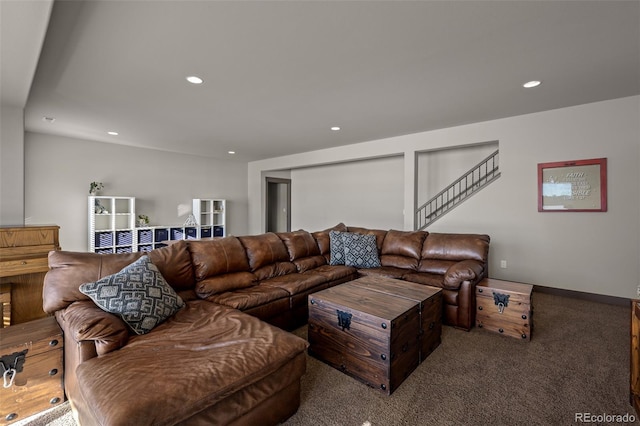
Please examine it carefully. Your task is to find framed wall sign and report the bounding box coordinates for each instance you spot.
[538,157,607,212]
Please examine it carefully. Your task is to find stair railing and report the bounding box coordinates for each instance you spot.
[415,149,500,230]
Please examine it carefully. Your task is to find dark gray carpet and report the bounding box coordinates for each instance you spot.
[16,292,638,425]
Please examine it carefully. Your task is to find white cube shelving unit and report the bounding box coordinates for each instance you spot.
[192,199,226,238]
[89,196,226,253]
[89,196,136,254]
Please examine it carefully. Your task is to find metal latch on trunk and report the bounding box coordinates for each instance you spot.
[492,292,510,314]
[1,350,27,388]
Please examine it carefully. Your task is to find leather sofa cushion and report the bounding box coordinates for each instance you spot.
[189,237,251,280]
[44,242,194,313]
[206,285,290,311]
[346,226,387,252]
[420,233,490,262]
[58,300,130,356]
[443,259,485,289]
[292,255,326,273]
[311,223,347,256]
[381,229,427,258]
[417,259,456,275]
[260,273,327,296]
[357,266,412,279]
[277,230,321,260]
[239,233,292,272]
[302,264,357,281]
[45,251,138,313]
[196,272,257,299]
[147,241,195,291]
[75,300,308,426]
[403,272,445,288]
[380,254,420,270]
[253,262,298,282]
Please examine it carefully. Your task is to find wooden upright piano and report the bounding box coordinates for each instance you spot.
[0,225,60,326]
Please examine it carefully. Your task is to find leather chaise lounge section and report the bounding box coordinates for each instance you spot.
[43,223,489,425]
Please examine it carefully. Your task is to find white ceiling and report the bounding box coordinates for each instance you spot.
[11,1,640,161]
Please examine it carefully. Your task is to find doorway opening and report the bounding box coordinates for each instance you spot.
[266,178,291,233]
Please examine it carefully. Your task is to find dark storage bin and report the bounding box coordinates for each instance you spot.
[154,228,169,242]
[171,228,184,240]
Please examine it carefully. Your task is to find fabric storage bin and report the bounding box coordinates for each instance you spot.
[137,230,153,244]
[95,232,113,248]
[116,231,132,246]
[154,228,169,242]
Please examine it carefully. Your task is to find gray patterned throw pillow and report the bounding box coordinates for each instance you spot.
[329,230,346,265]
[79,256,184,335]
[342,232,381,268]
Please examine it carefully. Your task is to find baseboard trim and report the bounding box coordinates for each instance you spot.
[533,284,630,307]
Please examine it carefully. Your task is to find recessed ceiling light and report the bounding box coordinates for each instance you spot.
[42,116,55,123]
[186,76,204,84]
[107,131,119,136]
[331,126,341,131]
[523,80,541,88]
[228,151,236,155]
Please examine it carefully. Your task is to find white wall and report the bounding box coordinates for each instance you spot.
[249,96,640,299]
[291,156,404,231]
[25,132,249,251]
[0,105,25,225]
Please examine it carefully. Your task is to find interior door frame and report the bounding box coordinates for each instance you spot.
[265,177,291,232]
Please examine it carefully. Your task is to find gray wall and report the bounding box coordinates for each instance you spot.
[25,132,249,251]
[291,156,404,231]
[249,96,640,299]
[0,105,25,225]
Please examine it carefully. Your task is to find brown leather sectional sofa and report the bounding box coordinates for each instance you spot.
[43,223,489,425]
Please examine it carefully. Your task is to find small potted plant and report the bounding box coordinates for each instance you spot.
[137,214,150,227]
[89,182,104,195]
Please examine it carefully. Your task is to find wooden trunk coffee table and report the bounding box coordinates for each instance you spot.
[307,275,442,395]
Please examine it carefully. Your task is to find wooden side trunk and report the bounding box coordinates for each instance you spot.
[0,317,64,424]
[476,278,533,341]
[308,283,421,395]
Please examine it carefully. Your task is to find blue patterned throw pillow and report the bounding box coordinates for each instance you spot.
[329,230,346,265]
[342,232,381,268]
[79,256,185,335]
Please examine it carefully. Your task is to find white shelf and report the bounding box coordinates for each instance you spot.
[192,199,226,238]
[89,196,226,253]
[88,196,136,254]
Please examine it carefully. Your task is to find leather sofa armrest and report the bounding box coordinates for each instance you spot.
[443,260,484,290]
[58,300,130,356]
